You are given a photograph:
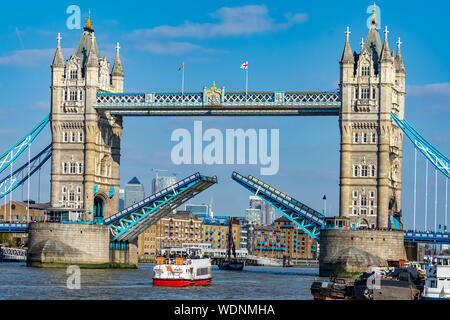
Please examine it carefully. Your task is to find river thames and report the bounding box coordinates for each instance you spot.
[0,263,317,300]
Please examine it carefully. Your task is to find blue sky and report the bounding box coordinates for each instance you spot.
[0,1,449,230]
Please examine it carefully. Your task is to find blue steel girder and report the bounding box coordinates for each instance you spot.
[0,114,50,175]
[391,112,449,179]
[404,231,450,244]
[0,144,52,200]
[94,91,341,116]
[104,173,217,241]
[231,172,324,240]
[0,223,29,233]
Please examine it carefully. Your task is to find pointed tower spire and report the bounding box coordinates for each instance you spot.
[86,33,99,68]
[380,26,393,62]
[52,33,65,68]
[111,42,124,77]
[340,27,354,64]
[84,9,94,33]
[395,37,405,73]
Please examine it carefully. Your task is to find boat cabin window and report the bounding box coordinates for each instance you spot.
[430,280,437,288]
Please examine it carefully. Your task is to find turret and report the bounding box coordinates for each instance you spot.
[85,33,99,87]
[111,42,124,93]
[51,33,65,85]
[340,27,354,84]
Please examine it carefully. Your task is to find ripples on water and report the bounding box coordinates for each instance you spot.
[0,263,317,300]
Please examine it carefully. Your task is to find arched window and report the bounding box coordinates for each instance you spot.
[79,90,83,101]
[361,88,370,99]
[71,132,76,142]
[363,133,368,143]
[361,165,369,177]
[354,166,359,177]
[78,163,83,174]
[371,133,377,143]
[63,163,68,174]
[79,132,83,142]
[361,196,367,206]
[63,132,68,142]
[372,88,376,99]
[371,166,376,177]
[70,163,76,174]
[354,133,359,143]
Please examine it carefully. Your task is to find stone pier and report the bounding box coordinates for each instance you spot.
[27,223,137,268]
[319,229,407,277]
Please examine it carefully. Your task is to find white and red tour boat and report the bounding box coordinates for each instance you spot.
[153,250,212,287]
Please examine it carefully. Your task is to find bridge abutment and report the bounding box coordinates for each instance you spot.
[319,229,407,277]
[27,223,137,268]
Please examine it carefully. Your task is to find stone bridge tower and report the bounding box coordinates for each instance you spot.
[338,11,405,229]
[50,12,124,222]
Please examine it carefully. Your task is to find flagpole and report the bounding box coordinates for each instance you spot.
[182,61,185,96]
[245,66,248,95]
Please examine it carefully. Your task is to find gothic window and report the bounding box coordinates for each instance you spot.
[372,88,376,99]
[354,133,359,143]
[70,90,77,101]
[70,70,78,80]
[370,209,374,215]
[363,133,368,143]
[361,66,370,76]
[361,209,367,215]
[64,90,67,101]
[63,163,68,174]
[361,197,367,206]
[355,88,359,99]
[62,186,67,193]
[354,166,359,177]
[371,133,377,143]
[353,209,358,215]
[77,187,81,193]
[70,163,76,174]
[361,165,368,177]
[353,191,358,198]
[63,132,68,142]
[371,166,376,177]
[79,132,83,142]
[71,132,76,143]
[69,193,75,201]
[78,163,83,174]
[370,191,375,198]
[79,90,83,101]
[361,88,370,99]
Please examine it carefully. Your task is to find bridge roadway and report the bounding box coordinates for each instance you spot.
[94,90,341,116]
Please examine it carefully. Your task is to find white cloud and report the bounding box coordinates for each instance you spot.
[131,5,308,39]
[128,5,308,54]
[0,48,73,67]
[407,83,450,98]
[138,42,214,54]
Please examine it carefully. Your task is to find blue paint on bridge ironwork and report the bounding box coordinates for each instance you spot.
[104,173,217,241]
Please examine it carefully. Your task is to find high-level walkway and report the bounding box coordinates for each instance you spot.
[94,90,341,116]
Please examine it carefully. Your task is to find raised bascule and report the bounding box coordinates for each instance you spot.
[0,9,449,273]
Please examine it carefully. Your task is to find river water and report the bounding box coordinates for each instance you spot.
[0,263,317,300]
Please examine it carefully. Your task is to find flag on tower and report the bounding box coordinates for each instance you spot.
[178,62,184,72]
[240,61,248,69]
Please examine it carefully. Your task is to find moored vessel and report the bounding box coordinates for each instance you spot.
[422,256,450,300]
[217,217,246,271]
[153,249,212,287]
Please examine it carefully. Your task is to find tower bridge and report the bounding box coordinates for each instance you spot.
[0,8,448,271]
